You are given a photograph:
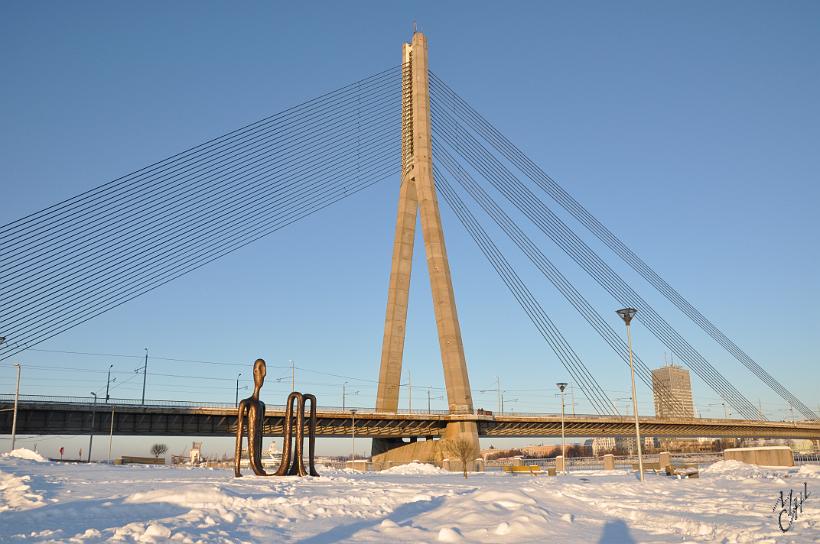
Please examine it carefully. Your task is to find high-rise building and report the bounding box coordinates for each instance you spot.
[652,364,695,419]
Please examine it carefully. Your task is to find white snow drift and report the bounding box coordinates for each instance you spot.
[0,448,818,543]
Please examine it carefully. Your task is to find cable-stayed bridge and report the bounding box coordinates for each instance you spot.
[1,32,817,451]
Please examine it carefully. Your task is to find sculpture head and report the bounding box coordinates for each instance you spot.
[252,358,266,395]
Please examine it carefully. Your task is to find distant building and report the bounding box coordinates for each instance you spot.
[588,437,616,456]
[613,435,657,455]
[652,364,695,419]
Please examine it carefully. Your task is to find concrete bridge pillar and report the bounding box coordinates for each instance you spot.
[555,455,565,473]
[372,31,479,466]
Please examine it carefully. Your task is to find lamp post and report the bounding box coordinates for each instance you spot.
[235,372,242,407]
[350,409,357,461]
[88,392,97,463]
[141,348,148,405]
[616,307,644,482]
[557,382,568,470]
[501,395,518,414]
[107,407,115,463]
[427,387,443,414]
[478,379,502,414]
[406,370,412,412]
[105,364,114,402]
[342,381,348,411]
[11,363,21,451]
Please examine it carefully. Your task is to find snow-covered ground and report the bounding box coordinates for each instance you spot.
[1,451,818,543]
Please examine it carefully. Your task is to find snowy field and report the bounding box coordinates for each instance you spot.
[1,450,818,543]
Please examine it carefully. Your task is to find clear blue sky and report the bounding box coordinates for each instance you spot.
[1,2,818,458]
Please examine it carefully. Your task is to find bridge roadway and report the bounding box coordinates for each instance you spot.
[2,395,819,440]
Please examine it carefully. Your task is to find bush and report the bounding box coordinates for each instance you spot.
[151,443,168,459]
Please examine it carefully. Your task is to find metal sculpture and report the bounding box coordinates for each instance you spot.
[234,358,268,477]
[275,391,319,476]
[233,357,319,478]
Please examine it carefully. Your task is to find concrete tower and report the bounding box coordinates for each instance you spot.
[371,31,479,467]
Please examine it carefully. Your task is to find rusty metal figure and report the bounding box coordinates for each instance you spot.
[234,358,268,477]
[274,391,319,476]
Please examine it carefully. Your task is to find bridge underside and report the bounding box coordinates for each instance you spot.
[3,401,819,440]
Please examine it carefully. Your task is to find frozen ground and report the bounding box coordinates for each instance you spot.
[1,451,818,543]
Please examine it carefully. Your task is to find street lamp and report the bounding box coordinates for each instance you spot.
[616,307,644,482]
[235,372,242,407]
[557,382,568,471]
[105,364,114,402]
[88,392,98,463]
[342,381,348,410]
[350,409,357,461]
[10,363,21,451]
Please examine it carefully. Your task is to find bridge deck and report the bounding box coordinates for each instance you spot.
[2,396,819,440]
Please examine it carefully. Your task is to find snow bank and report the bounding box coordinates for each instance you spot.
[701,459,795,480]
[797,463,820,478]
[0,471,45,512]
[1,448,47,462]
[2,457,819,542]
[381,461,448,475]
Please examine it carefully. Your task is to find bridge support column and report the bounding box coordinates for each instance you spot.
[373,31,479,464]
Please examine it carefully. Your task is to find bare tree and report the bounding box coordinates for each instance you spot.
[445,438,477,479]
[150,443,168,459]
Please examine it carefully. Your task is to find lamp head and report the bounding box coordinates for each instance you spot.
[616,307,638,325]
[556,382,568,392]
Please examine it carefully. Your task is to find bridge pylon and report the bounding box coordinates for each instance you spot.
[371,31,480,469]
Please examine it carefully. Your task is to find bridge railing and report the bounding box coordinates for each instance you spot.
[0,394,237,409]
[0,394,454,415]
[0,394,601,417]
[2,395,815,424]
[795,453,820,465]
